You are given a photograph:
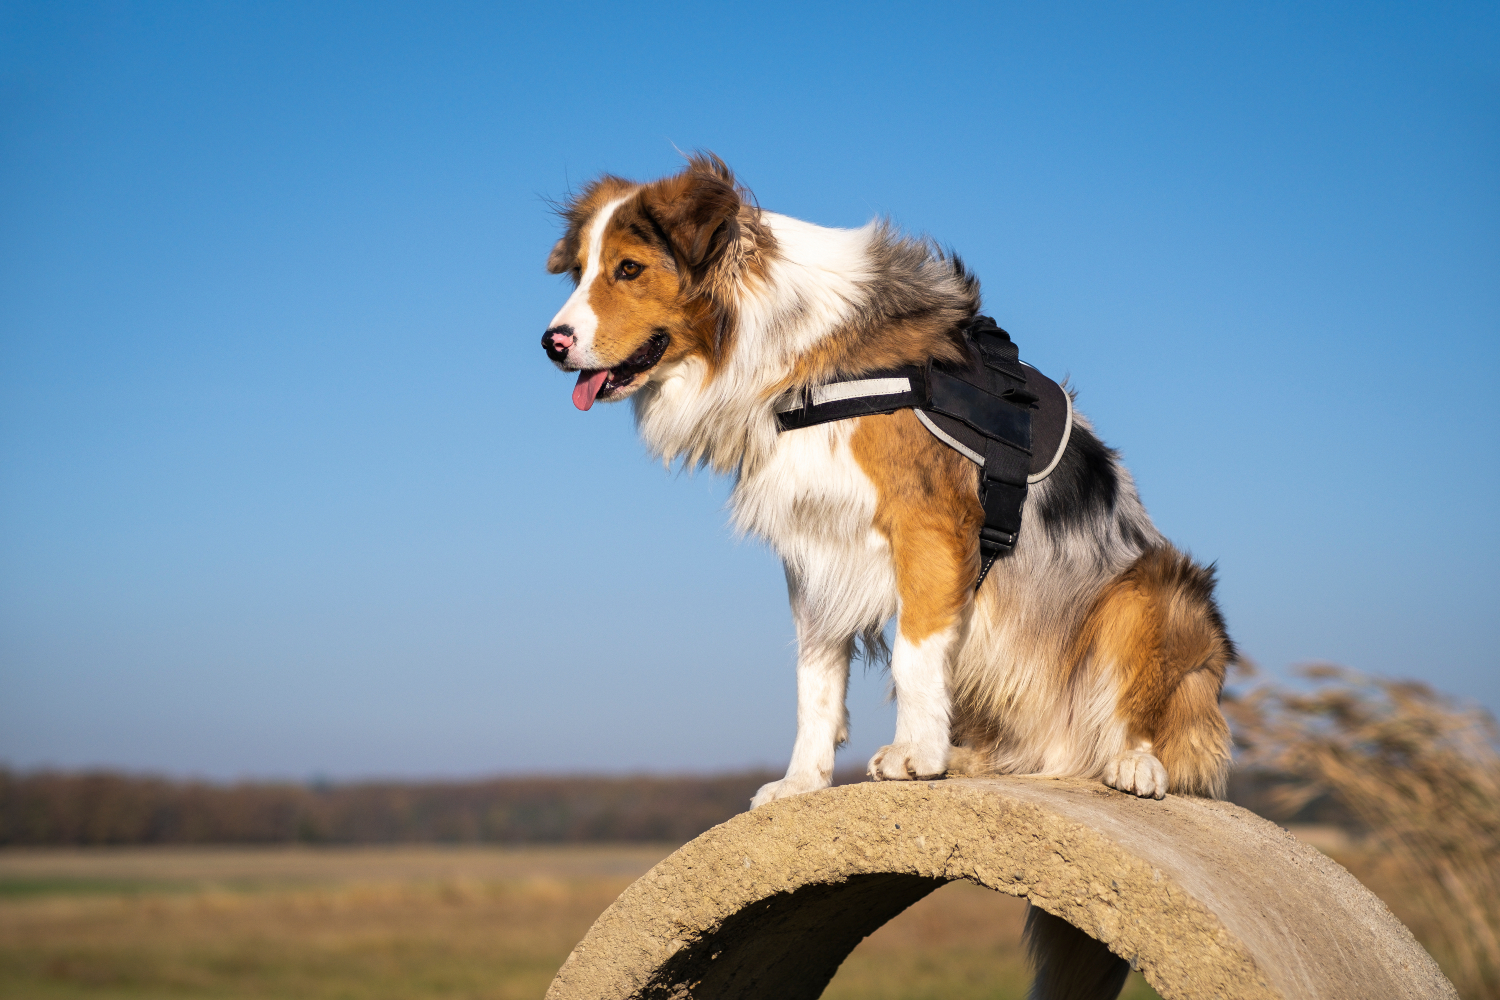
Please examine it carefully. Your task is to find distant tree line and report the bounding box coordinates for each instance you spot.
[0,763,1345,847]
[0,768,800,846]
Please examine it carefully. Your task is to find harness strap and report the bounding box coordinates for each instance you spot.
[976,438,1031,582]
[775,367,927,430]
[971,316,1028,383]
[932,317,1034,583]
[774,316,1059,588]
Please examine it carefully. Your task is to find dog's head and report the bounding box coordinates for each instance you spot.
[541,155,752,410]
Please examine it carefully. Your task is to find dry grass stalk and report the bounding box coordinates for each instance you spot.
[1226,664,1500,999]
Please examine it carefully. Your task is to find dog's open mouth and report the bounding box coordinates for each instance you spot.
[571,332,670,411]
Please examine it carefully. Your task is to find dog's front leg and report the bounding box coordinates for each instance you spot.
[751,626,851,810]
[868,618,958,780]
[851,412,980,782]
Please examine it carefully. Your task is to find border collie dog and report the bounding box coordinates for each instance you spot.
[539,154,1234,811]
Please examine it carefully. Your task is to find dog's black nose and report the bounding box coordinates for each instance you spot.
[543,325,574,363]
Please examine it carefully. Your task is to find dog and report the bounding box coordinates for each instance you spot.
[540,153,1234,1000]
[540,153,1233,803]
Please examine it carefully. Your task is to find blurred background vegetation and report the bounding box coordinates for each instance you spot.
[1227,665,1500,999]
[3,666,1496,999]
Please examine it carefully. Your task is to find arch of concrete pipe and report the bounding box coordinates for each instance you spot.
[545,777,1454,1000]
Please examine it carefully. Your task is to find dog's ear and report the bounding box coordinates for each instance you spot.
[546,237,575,275]
[644,160,742,286]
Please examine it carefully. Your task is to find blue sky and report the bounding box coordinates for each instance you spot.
[1,2,1496,780]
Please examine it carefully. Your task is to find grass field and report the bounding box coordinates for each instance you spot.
[0,845,1166,1000]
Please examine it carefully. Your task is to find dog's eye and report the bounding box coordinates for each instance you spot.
[570,265,582,283]
[616,260,643,280]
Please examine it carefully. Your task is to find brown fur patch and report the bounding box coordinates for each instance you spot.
[579,205,715,372]
[546,154,776,382]
[1153,668,1232,797]
[546,176,638,277]
[1073,547,1234,796]
[850,410,983,643]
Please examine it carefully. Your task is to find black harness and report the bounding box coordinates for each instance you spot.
[775,316,1070,586]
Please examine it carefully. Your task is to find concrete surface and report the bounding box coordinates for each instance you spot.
[544,777,1456,1000]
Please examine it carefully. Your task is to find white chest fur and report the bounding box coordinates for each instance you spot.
[730,421,897,646]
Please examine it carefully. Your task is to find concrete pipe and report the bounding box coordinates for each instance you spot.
[545,777,1455,1000]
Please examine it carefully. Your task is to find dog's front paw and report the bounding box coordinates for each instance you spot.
[868,742,949,781]
[1103,749,1169,799]
[750,772,830,809]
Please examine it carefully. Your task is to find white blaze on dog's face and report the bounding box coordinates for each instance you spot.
[540,167,743,410]
[544,194,631,369]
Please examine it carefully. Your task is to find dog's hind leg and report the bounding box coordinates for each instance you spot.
[851,411,984,782]
[1153,660,1233,798]
[1083,547,1234,799]
[751,624,852,809]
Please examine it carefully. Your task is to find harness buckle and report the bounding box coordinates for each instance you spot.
[979,526,1018,549]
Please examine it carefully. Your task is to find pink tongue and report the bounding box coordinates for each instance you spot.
[572,369,609,411]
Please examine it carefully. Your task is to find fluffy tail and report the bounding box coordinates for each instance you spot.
[1024,905,1129,1000]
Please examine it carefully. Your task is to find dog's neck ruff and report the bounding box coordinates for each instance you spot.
[632,216,885,477]
[774,316,1070,584]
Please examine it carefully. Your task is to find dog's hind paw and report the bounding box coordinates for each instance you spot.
[868,743,949,781]
[1103,749,1169,799]
[750,773,830,809]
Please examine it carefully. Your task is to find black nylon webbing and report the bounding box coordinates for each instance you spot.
[775,366,927,431]
[927,368,1030,451]
[930,317,1034,585]
[970,315,1027,381]
[774,316,1040,588]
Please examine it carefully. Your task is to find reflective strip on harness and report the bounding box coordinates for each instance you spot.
[775,366,927,431]
[913,409,984,465]
[780,376,1069,484]
[772,316,1068,587]
[775,376,915,412]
